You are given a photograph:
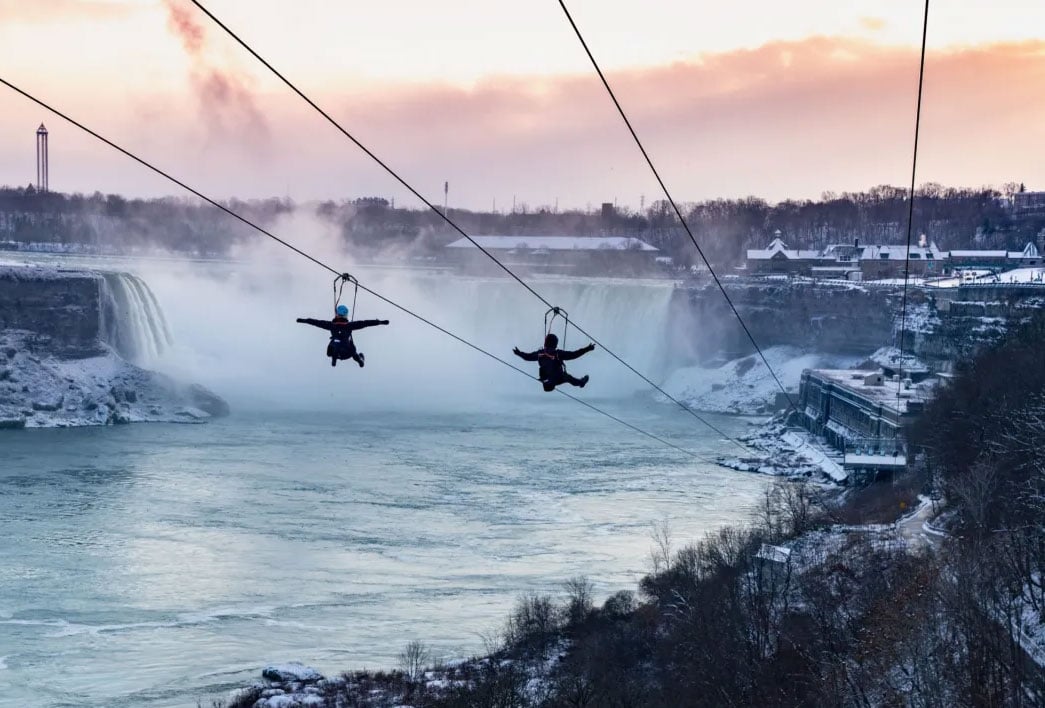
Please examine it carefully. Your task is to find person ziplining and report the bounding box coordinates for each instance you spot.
[297,274,389,367]
[513,307,595,392]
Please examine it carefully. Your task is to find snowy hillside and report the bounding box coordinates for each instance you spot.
[661,345,863,414]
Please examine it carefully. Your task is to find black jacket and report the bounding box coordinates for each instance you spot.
[297,317,388,340]
[514,344,594,380]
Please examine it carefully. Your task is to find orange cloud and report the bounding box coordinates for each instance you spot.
[860,16,887,32]
[304,37,1045,206]
[4,35,1044,208]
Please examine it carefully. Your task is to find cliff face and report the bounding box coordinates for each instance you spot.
[671,281,903,362]
[0,266,106,358]
[0,264,227,428]
[909,290,1045,372]
[670,279,1043,371]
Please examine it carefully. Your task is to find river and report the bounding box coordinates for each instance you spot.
[0,257,769,706]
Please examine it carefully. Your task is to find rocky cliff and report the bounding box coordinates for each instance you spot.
[0,263,227,428]
[670,280,904,362]
[671,279,1044,371]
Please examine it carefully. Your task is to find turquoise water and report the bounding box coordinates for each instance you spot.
[0,404,765,707]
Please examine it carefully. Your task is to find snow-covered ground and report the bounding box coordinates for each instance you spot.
[717,417,847,483]
[661,346,863,415]
[0,331,227,428]
[925,267,1045,288]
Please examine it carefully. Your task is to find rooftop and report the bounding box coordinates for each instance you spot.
[446,235,658,251]
[807,368,936,414]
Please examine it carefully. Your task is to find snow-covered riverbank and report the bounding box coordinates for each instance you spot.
[660,345,862,415]
[0,330,226,428]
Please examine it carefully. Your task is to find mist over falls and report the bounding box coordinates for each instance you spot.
[137,265,685,413]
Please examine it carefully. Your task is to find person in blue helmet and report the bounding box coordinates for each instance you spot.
[296,305,389,367]
[513,333,594,392]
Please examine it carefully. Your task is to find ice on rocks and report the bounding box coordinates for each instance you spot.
[0,330,227,428]
[261,663,324,683]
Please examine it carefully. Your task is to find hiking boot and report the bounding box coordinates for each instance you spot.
[331,356,337,367]
[578,375,589,388]
[357,352,365,368]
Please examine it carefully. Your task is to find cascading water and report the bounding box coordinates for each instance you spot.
[140,263,691,410]
[406,274,680,392]
[100,272,173,365]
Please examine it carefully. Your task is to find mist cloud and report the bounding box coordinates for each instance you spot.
[161,0,269,146]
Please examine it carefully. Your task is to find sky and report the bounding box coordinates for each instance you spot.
[0,0,1043,210]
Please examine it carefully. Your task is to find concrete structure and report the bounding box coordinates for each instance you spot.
[444,235,662,274]
[797,368,936,474]
[35,123,48,192]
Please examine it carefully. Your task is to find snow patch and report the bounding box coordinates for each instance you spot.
[0,330,226,428]
[662,346,862,415]
[261,663,324,683]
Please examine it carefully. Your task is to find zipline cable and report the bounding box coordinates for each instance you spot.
[895,0,931,408]
[186,0,754,456]
[557,0,797,415]
[0,75,713,463]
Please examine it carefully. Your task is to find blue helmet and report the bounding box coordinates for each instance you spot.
[336,304,349,318]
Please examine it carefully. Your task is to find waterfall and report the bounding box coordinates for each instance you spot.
[100,272,173,364]
[403,274,681,393]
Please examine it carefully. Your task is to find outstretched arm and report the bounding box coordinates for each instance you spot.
[296,318,334,331]
[348,319,390,332]
[513,347,538,361]
[560,343,596,361]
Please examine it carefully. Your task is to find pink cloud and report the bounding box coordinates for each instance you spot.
[160,0,269,147]
[306,37,1045,204]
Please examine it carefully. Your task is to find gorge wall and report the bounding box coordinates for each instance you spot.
[670,279,1045,370]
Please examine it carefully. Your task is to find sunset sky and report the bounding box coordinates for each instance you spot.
[0,0,1043,210]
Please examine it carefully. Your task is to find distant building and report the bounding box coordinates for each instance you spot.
[745,234,827,276]
[444,235,661,274]
[797,368,937,477]
[856,243,946,279]
[1013,190,1045,218]
[745,236,1041,280]
[948,242,1041,269]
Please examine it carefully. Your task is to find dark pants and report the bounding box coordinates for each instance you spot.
[541,372,585,392]
[327,338,363,365]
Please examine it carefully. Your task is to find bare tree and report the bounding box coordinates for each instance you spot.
[397,640,431,681]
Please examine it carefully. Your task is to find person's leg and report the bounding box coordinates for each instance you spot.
[563,373,589,388]
[340,340,364,367]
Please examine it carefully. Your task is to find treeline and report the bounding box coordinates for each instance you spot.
[0,186,288,257]
[3,183,1043,267]
[226,312,1045,708]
